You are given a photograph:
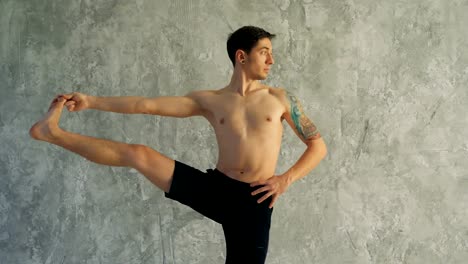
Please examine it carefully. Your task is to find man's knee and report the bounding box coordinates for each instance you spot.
[125,144,175,193]
[126,144,153,169]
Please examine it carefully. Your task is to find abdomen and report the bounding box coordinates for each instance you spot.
[216,129,282,183]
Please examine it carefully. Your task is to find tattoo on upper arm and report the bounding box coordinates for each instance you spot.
[286,90,321,141]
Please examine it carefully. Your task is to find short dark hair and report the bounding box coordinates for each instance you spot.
[226,26,276,67]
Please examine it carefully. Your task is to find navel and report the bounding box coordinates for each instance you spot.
[219,118,224,124]
[266,116,272,122]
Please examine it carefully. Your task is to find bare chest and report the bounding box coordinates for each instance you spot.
[203,91,285,135]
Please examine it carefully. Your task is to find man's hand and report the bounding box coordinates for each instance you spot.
[250,174,291,209]
[56,92,90,112]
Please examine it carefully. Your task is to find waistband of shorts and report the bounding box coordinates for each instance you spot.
[207,168,254,189]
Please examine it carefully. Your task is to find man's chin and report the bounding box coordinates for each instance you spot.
[257,74,268,80]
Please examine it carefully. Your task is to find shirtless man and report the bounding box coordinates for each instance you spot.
[29,26,327,263]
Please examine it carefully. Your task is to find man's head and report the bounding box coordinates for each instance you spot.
[227,26,276,79]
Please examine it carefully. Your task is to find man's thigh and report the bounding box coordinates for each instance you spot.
[222,196,274,264]
[129,144,176,193]
[164,161,225,223]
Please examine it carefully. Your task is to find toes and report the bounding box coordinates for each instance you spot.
[61,93,73,99]
[47,97,66,111]
[55,97,66,106]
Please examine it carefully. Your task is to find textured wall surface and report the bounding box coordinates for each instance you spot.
[1,0,468,263]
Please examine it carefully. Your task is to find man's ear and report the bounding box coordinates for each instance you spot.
[236,49,247,64]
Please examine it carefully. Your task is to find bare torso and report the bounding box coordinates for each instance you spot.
[196,85,287,183]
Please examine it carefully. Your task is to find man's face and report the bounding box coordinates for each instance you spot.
[243,38,275,80]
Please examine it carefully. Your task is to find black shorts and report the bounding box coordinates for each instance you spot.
[165,160,274,264]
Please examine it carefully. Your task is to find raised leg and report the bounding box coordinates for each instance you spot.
[29,97,175,193]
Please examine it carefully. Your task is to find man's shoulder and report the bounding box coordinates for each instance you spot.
[267,86,289,104]
[185,89,218,100]
[186,89,215,96]
[187,86,288,99]
[267,86,285,95]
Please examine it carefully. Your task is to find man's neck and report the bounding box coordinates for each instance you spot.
[225,68,262,97]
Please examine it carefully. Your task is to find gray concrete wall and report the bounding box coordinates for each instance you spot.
[1,0,467,263]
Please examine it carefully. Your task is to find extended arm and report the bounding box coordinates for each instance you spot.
[88,95,146,114]
[60,91,205,117]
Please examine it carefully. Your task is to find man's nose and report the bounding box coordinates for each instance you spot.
[267,54,274,65]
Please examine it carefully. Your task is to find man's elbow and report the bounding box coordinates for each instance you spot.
[316,146,327,158]
[135,98,154,114]
[321,147,328,158]
[306,137,327,157]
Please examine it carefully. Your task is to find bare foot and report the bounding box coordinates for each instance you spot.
[29,97,67,142]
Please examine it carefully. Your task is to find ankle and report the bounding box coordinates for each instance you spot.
[47,125,64,141]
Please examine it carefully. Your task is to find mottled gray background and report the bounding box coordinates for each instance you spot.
[1,0,467,263]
